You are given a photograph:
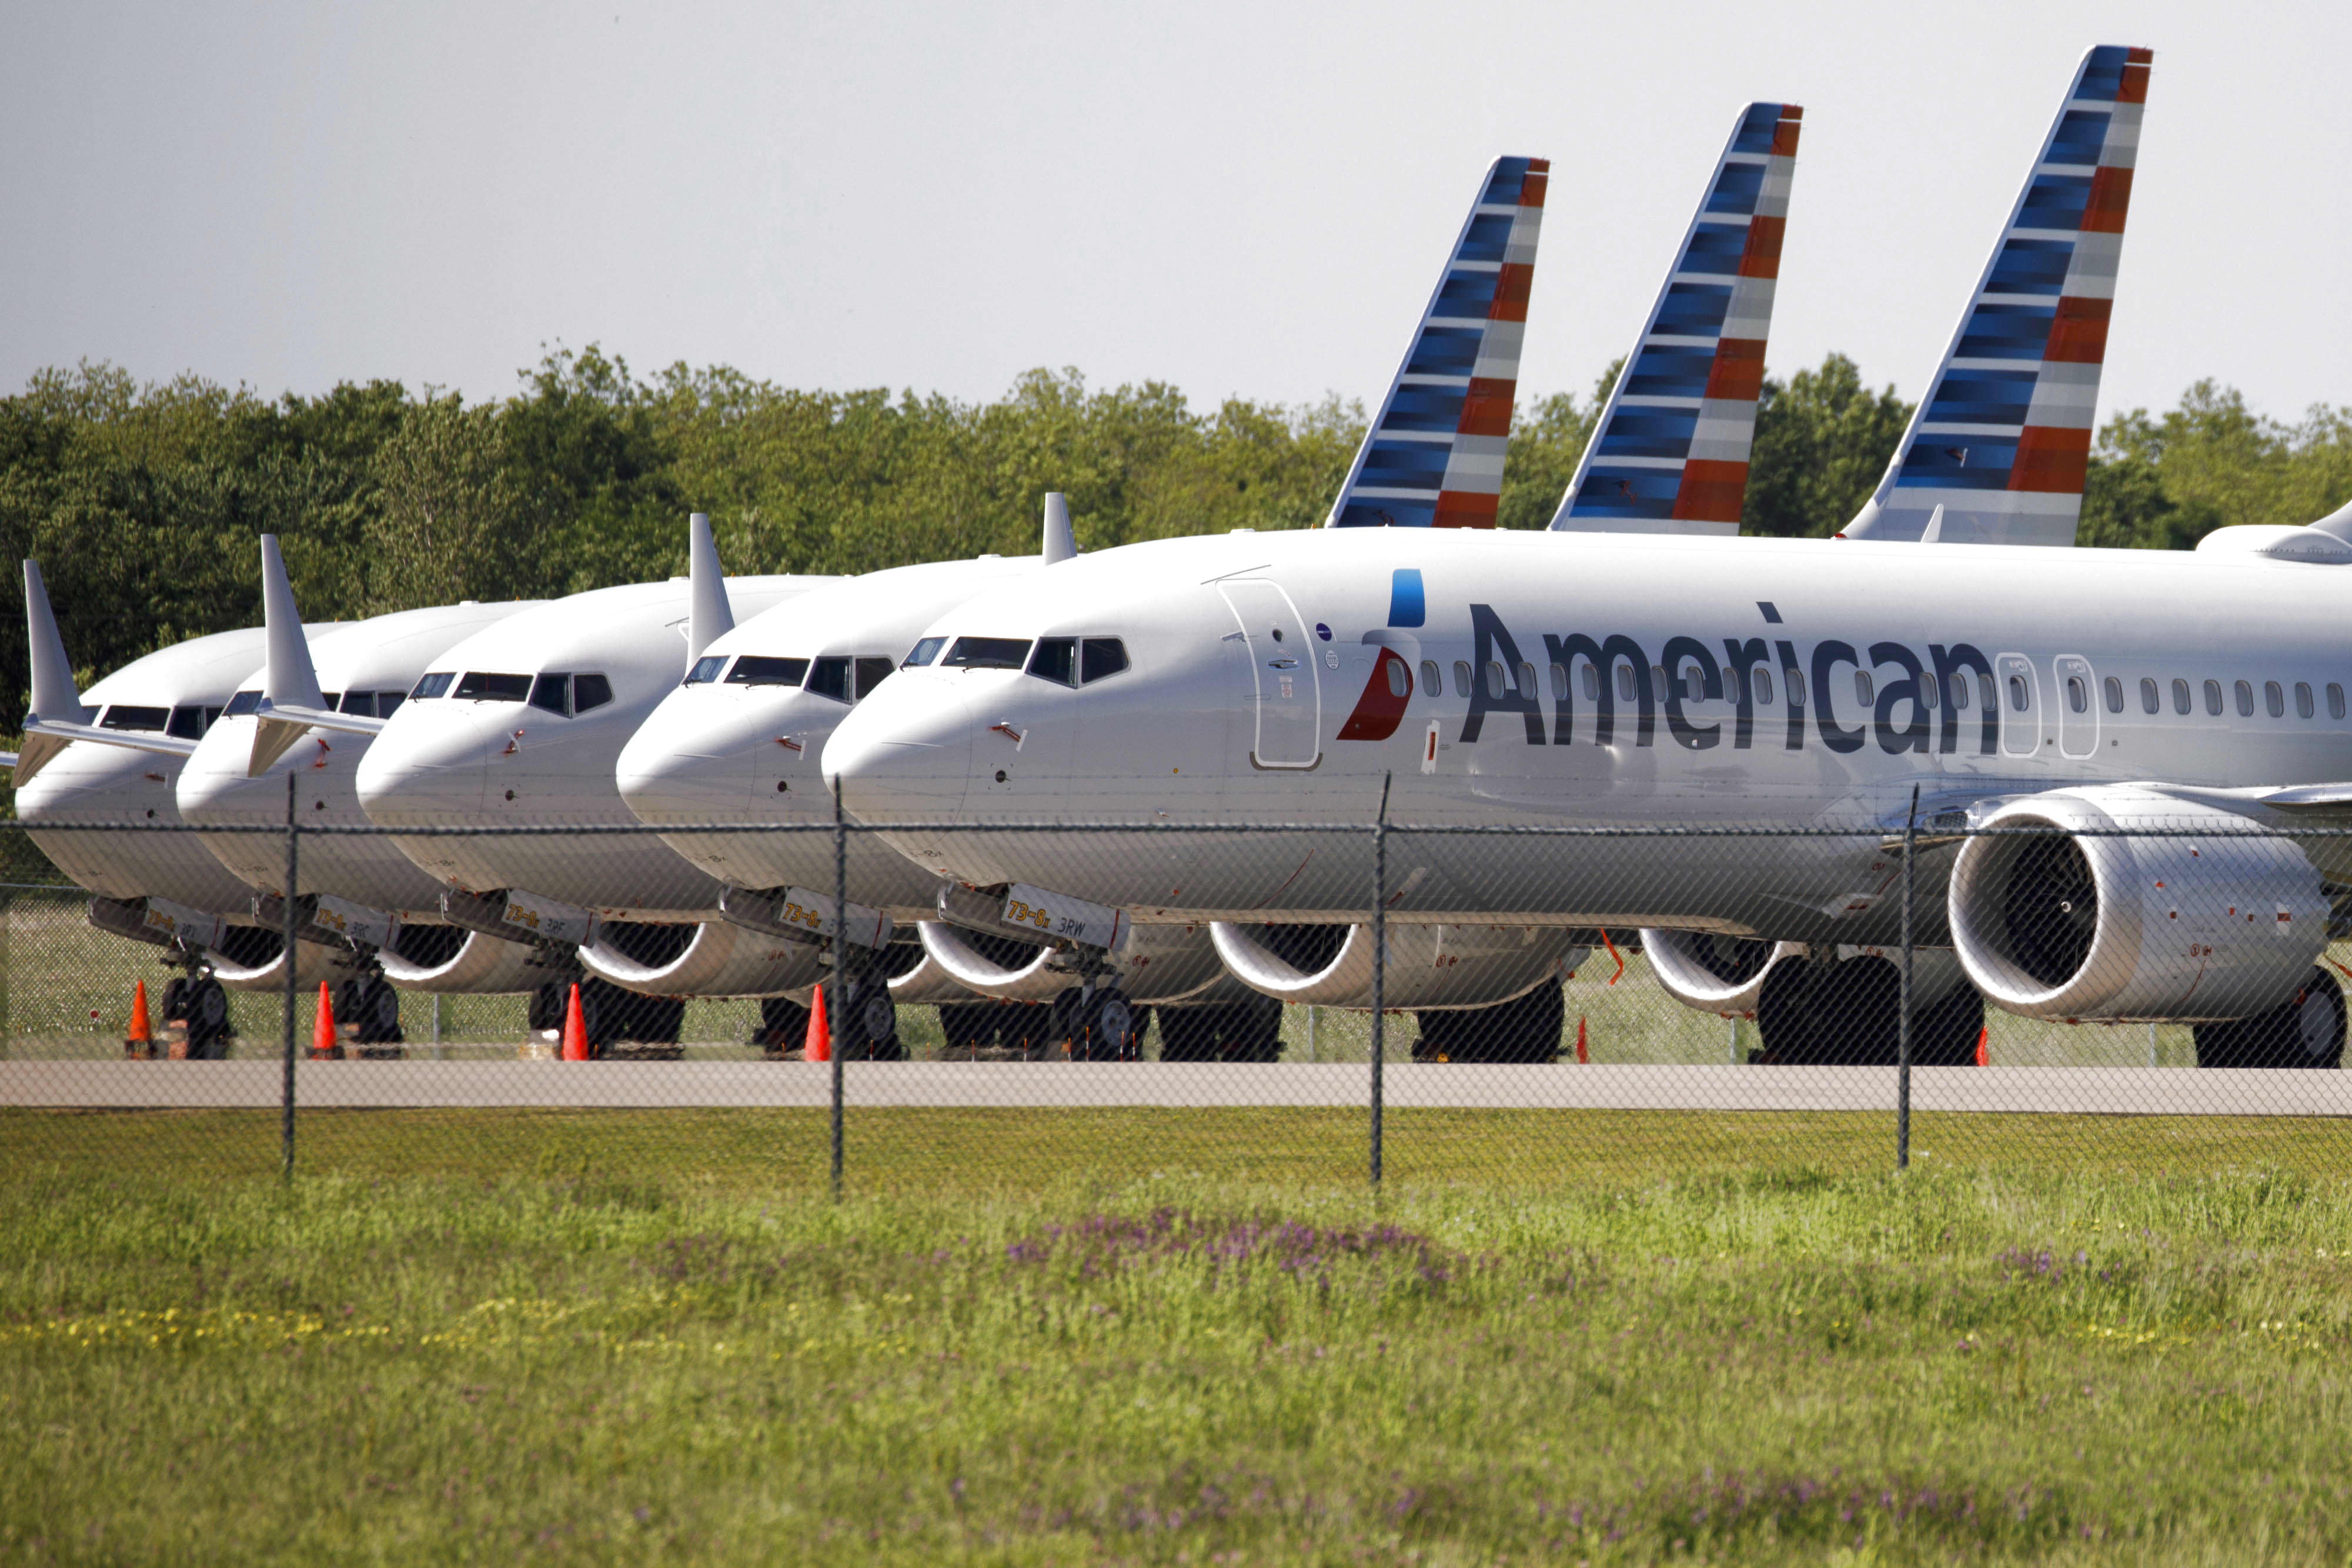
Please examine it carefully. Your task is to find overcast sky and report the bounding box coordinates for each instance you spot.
[3,1,2344,427]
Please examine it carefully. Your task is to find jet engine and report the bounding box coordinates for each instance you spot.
[1641,931,1800,1017]
[1949,790,2331,1021]
[580,920,828,998]
[379,926,564,995]
[917,920,1229,1004]
[1208,921,1585,1009]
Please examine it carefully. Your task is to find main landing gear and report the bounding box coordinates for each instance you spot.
[1753,951,1983,1066]
[2194,966,2347,1069]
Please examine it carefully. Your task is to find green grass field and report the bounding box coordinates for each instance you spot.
[9,1113,2352,1563]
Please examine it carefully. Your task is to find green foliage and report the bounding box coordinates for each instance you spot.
[1743,352,1915,539]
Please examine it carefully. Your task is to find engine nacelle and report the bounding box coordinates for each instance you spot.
[1643,930,1970,1015]
[1208,921,1585,1009]
[380,925,565,995]
[1950,790,2330,1021]
[917,920,1228,1004]
[580,920,827,998]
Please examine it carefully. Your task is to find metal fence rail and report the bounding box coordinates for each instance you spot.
[9,797,2352,1189]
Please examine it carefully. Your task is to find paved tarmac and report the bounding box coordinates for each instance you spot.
[4,1061,2348,1115]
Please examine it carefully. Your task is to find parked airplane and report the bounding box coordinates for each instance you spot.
[826,51,2349,1074]
[353,526,836,1044]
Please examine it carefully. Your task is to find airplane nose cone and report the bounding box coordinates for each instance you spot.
[616,704,756,825]
[355,713,492,821]
[823,678,975,822]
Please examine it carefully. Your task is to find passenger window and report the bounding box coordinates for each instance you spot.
[572,675,613,713]
[1652,666,1668,698]
[726,656,808,687]
[1855,671,1873,707]
[2007,675,2029,712]
[1390,660,1411,699]
[1026,638,1077,687]
[2332,683,2347,721]
[807,657,856,702]
[1420,660,1442,699]
[942,637,1033,670]
[1616,664,1636,703]
[856,657,896,698]
[376,692,405,718]
[1682,666,1702,701]
[1548,663,1566,701]
[1081,639,1128,684]
[1582,664,1599,702]
[685,654,728,686]
[1725,670,1742,706]
[1515,662,1536,700]
[2065,676,2087,714]
[2266,681,2286,718]
[1919,674,1936,710]
[1453,661,1472,698]
[225,689,263,717]
[455,672,531,702]
[529,674,572,716]
[2139,678,2158,714]
[2204,679,2223,716]
[165,705,209,740]
[1950,673,1969,709]
[2103,677,2123,714]
[1482,663,1506,699]
[1786,670,1806,707]
[1755,668,1774,706]
[2296,681,2315,719]
[902,637,946,669]
[410,673,455,701]
[2171,678,2190,715]
[2236,680,2255,717]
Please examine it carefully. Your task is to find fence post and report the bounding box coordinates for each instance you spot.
[280,772,299,1180]
[1369,773,1391,1191]
[1897,783,1919,1171]
[831,777,846,1201]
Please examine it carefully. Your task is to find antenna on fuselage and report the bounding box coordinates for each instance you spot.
[686,512,734,663]
[1042,493,1077,565]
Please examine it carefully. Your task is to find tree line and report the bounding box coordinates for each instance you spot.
[5,346,2350,735]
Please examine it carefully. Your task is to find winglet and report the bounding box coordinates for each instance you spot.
[1843,46,2154,546]
[15,560,89,784]
[686,512,734,663]
[1041,493,1077,564]
[1328,156,1549,528]
[1552,103,1802,534]
[250,534,332,776]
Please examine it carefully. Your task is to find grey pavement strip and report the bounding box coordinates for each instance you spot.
[4,1062,2350,1115]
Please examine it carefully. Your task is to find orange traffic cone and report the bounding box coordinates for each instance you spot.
[310,981,340,1059]
[125,980,153,1059]
[560,982,591,1061]
[1574,1015,1589,1064]
[1973,1027,1989,1068]
[803,983,831,1062]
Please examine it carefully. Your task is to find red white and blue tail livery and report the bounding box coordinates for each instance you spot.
[1327,157,1548,529]
[1843,45,2151,546]
[1551,103,1802,536]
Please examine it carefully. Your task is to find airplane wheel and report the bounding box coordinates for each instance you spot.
[840,977,900,1061]
[756,995,810,1058]
[178,975,233,1059]
[1915,983,1986,1066]
[1417,979,1565,1063]
[2196,967,2346,1068]
[1075,988,1142,1061]
[1042,988,1085,1059]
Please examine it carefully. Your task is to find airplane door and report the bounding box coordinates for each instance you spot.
[2054,654,2099,758]
[1997,653,2040,758]
[1218,580,1321,769]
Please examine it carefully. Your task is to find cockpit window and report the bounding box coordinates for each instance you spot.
[375,691,405,718]
[165,705,211,740]
[807,657,852,703]
[337,691,375,717]
[942,637,1032,670]
[454,671,532,702]
[724,656,809,687]
[1027,638,1077,686]
[98,705,169,733]
[684,654,728,686]
[410,672,455,701]
[529,673,573,716]
[1081,638,1129,684]
[573,674,613,713]
[902,636,947,669]
[225,690,263,717]
[856,657,893,698]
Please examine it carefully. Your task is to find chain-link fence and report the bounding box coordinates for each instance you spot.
[8,800,2352,1190]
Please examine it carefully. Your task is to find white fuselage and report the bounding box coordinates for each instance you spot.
[176,600,538,913]
[16,626,335,917]
[823,527,2352,945]
[355,575,834,918]
[617,553,1046,915]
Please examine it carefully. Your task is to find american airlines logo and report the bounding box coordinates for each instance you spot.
[1339,601,2006,757]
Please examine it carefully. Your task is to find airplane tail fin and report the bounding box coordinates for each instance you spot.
[686,512,734,662]
[1327,156,1549,529]
[15,560,89,784]
[250,534,332,775]
[1041,493,1077,564]
[1552,102,1802,534]
[1843,45,2153,546]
